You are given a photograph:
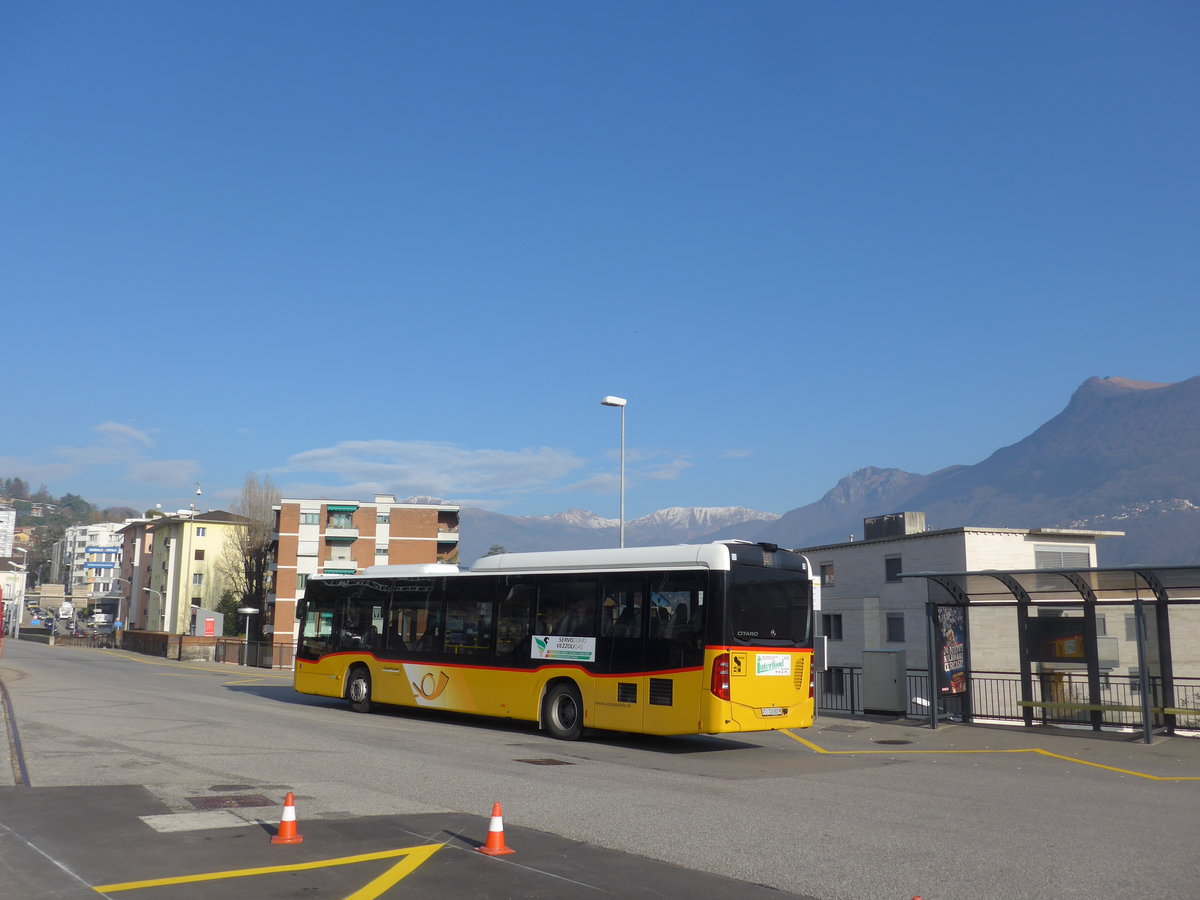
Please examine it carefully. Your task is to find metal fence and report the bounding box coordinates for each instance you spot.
[45,629,297,670]
[213,639,296,669]
[817,667,937,718]
[818,667,1200,731]
[44,632,116,650]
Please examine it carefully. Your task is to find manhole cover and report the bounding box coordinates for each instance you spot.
[872,739,913,746]
[187,794,274,810]
[515,758,574,766]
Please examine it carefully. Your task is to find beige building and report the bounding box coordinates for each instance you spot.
[115,517,156,629]
[269,494,460,654]
[142,510,249,634]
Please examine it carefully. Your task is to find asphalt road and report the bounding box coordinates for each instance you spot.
[2,639,1199,899]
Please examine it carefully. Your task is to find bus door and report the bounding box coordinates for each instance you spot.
[593,575,647,732]
[532,576,600,721]
[641,572,707,735]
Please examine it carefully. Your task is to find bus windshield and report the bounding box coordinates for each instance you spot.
[728,565,812,646]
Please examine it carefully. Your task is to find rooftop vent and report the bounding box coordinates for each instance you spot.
[863,512,926,540]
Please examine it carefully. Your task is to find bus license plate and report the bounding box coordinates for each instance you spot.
[761,707,784,717]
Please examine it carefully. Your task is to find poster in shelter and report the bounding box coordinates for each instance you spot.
[938,605,967,695]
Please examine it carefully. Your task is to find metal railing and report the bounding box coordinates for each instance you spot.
[817,667,933,718]
[213,639,296,669]
[818,667,1200,731]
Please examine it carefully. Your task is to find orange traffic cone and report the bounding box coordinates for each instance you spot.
[475,802,515,855]
[271,792,304,845]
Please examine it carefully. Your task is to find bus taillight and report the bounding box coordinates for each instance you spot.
[711,653,731,701]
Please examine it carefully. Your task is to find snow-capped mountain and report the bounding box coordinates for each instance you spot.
[625,507,780,541]
[527,508,620,529]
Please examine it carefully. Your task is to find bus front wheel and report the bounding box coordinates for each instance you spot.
[543,682,583,740]
[347,667,372,714]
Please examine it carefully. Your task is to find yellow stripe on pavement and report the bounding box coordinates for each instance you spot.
[780,730,1200,781]
[92,844,443,895]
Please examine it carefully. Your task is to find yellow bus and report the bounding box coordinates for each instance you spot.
[294,541,815,739]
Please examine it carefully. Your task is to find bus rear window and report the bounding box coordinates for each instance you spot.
[729,566,811,645]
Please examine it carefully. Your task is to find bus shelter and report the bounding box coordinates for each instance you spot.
[903,565,1200,743]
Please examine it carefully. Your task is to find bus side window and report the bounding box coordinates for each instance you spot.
[496,583,533,656]
[652,573,705,667]
[445,577,494,656]
[603,576,645,640]
[388,580,442,654]
[537,578,598,637]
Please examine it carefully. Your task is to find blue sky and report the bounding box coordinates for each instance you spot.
[3,2,1198,520]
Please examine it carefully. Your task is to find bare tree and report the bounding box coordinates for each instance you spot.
[218,474,280,629]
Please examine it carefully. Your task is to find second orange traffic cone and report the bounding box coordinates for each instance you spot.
[475,802,515,855]
[271,791,304,845]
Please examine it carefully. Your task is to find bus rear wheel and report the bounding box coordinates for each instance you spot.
[543,682,583,740]
[347,666,372,714]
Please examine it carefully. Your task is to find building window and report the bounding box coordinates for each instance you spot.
[328,512,353,529]
[377,514,390,524]
[884,556,903,582]
[301,513,319,525]
[822,613,843,640]
[376,547,388,557]
[296,574,308,590]
[820,563,835,587]
[192,573,204,586]
[1034,545,1091,568]
[194,549,205,561]
[886,612,905,643]
[195,527,206,537]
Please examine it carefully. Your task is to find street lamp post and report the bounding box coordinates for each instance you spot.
[182,484,202,635]
[238,607,259,667]
[5,548,30,639]
[142,588,164,630]
[600,395,627,548]
[107,576,133,631]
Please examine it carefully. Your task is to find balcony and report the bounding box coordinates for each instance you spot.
[324,528,358,541]
[436,530,460,543]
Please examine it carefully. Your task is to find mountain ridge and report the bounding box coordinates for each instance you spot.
[456,376,1200,567]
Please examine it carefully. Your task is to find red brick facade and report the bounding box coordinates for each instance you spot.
[269,497,460,659]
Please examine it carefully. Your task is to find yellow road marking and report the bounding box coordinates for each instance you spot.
[343,844,443,899]
[92,843,443,895]
[780,730,1200,781]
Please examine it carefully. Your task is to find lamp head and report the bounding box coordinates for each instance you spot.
[600,396,627,407]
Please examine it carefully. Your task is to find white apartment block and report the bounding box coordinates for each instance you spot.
[800,512,1123,677]
[52,522,127,600]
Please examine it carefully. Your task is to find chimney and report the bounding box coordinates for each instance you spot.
[863,512,926,541]
[373,494,396,504]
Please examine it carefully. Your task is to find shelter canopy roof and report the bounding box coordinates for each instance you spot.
[901,565,1200,605]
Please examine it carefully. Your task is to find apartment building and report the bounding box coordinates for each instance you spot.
[51,522,126,600]
[270,494,460,648]
[114,517,158,629]
[142,510,249,634]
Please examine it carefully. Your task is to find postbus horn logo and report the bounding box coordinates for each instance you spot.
[412,670,450,700]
